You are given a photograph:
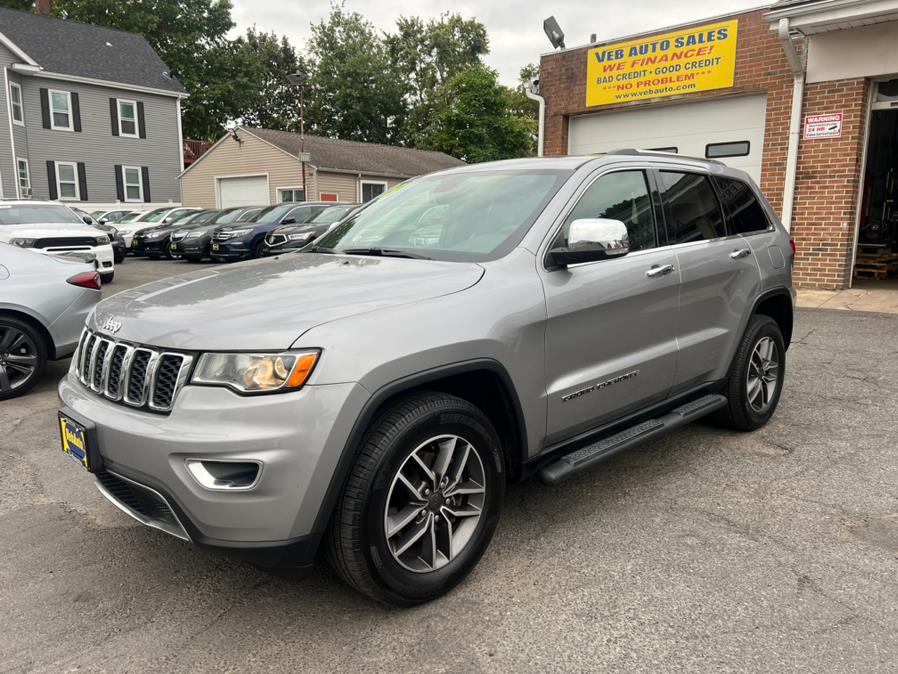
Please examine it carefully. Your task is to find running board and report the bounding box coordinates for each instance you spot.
[538,394,727,485]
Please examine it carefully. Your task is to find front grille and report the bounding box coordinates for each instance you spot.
[170,230,187,242]
[73,329,194,413]
[35,236,99,248]
[212,231,232,241]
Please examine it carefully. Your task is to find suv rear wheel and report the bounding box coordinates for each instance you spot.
[326,392,505,605]
[716,315,785,431]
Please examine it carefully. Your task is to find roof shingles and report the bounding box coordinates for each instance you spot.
[0,7,185,94]
[247,128,465,178]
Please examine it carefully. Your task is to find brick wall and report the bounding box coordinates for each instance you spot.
[540,9,795,215]
[790,78,869,290]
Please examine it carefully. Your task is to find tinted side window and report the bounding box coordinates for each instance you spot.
[658,171,726,243]
[556,171,657,252]
[712,176,770,235]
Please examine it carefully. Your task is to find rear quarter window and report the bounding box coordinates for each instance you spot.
[712,176,770,235]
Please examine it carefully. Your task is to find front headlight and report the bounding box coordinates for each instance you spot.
[186,231,204,239]
[191,350,320,394]
[288,232,313,241]
[145,232,162,240]
[95,235,110,245]
[10,238,35,247]
[225,228,252,237]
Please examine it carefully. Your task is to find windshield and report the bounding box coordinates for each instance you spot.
[246,205,297,224]
[309,205,356,225]
[118,211,143,223]
[312,170,570,262]
[0,203,85,226]
[214,207,255,225]
[138,208,170,222]
[185,210,219,225]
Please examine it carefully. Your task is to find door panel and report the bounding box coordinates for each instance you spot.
[542,251,680,440]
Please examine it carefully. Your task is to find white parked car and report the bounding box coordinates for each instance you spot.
[115,206,200,249]
[0,201,115,283]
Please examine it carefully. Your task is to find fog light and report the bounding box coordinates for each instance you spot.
[186,459,261,491]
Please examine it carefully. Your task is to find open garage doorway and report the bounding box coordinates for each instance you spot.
[854,79,898,287]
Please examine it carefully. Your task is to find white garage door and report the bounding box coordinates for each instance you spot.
[568,95,768,182]
[217,175,269,208]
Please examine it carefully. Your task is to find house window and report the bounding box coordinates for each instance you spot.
[360,181,387,203]
[16,158,30,192]
[705,141,750,159]
[122,166,144,202]
[49,89,73,131]
[278,187,305,202]
[55,161,80,200]
[118,99,138,137]
[9,82,24,125]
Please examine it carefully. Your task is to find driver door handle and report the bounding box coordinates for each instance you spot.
[730,248,752,259]
[646,263,675,278]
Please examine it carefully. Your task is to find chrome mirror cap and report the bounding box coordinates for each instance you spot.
[550,218,630,267]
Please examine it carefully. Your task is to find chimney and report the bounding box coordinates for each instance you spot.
[34,0,51,15]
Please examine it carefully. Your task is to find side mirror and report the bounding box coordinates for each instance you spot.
[98,218,109,225]
[281,217,297,225]
[82,216,93,224]
[548,218,630,267]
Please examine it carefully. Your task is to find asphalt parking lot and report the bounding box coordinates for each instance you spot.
[2,258,898,672]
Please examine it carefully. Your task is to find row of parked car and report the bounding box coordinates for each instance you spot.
[89,201,361,264]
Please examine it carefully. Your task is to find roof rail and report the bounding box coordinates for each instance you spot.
[607,148,725,165]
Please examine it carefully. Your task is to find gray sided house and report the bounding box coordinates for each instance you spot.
[0,7,185,207]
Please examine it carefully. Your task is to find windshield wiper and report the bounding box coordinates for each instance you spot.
[340,247,432,260]
[307,245,336,254]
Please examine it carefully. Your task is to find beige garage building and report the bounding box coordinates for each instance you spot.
[179,126,464,208]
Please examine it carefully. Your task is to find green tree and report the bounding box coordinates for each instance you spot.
[386,13,489,145]
[305,4,404,143]
[236,28,305,131]
[417,65,534,163]
[0,0,33,10]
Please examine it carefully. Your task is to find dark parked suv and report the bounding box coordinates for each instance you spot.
[263,203,360,255]
[210,202,334,261]
[59,151,794,606]
[171,206,264,261]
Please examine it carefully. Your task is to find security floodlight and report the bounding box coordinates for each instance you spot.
[286,71,307,87]
[544,16,565,49]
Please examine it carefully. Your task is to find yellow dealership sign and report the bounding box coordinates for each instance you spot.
[586,20,739,107]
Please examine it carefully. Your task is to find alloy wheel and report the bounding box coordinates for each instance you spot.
[384,434,486,573]
[746,336,779,413]
[0,325,39,394]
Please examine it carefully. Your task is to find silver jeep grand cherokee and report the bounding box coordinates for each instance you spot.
[58,151,794,605]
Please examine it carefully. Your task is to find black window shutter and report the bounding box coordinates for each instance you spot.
[77,162,88,201]
[40,88,51,129]
[71,93,82,132]
[109,98,119,136]
[137,102,146,138]
[141,166,151,202]
[46,161,57,200]
[114,165,124,201]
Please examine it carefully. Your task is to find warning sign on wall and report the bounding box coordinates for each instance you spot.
[804,113,843,139]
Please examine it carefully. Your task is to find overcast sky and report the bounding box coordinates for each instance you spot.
[230,0,764,84]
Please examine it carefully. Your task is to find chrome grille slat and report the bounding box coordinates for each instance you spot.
[76,328,193,414]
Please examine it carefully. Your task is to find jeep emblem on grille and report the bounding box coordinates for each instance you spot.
[100,317,122,334]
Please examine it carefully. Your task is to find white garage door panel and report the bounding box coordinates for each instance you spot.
[568,95,768,182]
[218,175,269,208]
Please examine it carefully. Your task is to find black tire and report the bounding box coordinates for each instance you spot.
[250,240,265,259]
[715,315,785,431]
[326,392,505,606]
[0,316,48,400]
[100,271,114,284]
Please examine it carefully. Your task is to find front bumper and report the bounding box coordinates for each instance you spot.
[58,373,369,561]
[179,236,211,258]
[210,238,252,259]
[38,244,114,271]
[139,239,171,256]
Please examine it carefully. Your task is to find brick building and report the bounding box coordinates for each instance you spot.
[538,1,898,289]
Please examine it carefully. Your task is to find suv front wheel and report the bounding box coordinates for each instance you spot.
[326,392,505,605]
[716,314,786,431]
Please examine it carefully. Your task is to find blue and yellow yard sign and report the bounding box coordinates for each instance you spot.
[586,20,739,107]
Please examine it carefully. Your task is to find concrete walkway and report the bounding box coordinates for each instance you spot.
[797,277,898,314]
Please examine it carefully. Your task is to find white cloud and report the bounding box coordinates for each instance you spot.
[230,0,764,84]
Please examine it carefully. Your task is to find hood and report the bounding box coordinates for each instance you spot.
[92,253,484,350]
[0,223,103,240]
[218,219,264,232]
